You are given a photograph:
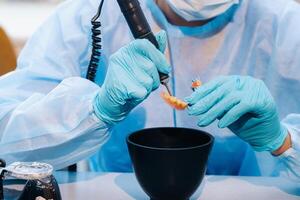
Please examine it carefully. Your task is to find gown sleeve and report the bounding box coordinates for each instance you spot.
[0,0,110,170]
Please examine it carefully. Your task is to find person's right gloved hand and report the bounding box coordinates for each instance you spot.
[93,31,170,125]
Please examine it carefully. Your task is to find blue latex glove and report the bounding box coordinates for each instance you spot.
[185,76,288,152]
[94,31,170,125]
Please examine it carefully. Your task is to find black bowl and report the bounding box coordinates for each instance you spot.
[127,127,214,200]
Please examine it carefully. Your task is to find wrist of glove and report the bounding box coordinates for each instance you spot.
[93,88,133,125]
[186,75,287,152]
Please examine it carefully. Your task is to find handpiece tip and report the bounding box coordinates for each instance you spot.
[162,82,172,96]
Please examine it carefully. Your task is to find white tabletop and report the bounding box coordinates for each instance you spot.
[55,172,300,200]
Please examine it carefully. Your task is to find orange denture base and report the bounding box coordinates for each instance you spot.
[160,92,188,110]
[191,80,202,89]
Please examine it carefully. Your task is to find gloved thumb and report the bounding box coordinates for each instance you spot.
[155,30,168,53]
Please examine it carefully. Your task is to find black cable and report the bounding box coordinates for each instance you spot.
[86,0,105,82]
[0,170,6,200]
[0,159,5,168]
[68,0,105,172]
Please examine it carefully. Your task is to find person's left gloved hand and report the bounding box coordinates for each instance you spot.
[185,75,288,152]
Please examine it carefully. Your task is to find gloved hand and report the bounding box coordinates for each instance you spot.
[185,75,288,152]
[93,31,170,125]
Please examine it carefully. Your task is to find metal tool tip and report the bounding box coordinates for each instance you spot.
[162,82,172,96]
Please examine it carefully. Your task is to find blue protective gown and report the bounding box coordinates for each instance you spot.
[0,0,300,180]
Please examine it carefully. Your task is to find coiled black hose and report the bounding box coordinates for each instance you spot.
[68,0,105,172]
[86,0,105,82]
[0,159,6,200]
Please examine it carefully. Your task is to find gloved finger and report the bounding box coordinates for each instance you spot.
[185,76,228,105]
[188,81,231,116]
[129,66,156,94]
[126,76,149,101]
[155,30,167,53]
[132,39,171,74]
[136,57,160,91]
[218,101,251,128]
[148,65,160,91]
[196,94,241,127]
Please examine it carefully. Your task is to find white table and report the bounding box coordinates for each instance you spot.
[55,172,300,200]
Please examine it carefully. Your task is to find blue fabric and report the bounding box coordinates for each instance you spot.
[92,0,300,179]
[0,0,299,180]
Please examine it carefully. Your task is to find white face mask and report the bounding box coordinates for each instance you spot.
[166,0,239,21]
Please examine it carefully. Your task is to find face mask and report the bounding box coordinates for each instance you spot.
[166,0,239,21]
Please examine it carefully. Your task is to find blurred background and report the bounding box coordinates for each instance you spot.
[0,0,300,75]
[0,0,63,74]
[0,0,63,53]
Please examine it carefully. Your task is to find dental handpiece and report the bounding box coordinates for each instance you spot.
[116,0,172,96]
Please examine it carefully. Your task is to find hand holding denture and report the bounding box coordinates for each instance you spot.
[185,75,288,152]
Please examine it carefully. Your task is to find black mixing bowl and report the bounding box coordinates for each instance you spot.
[127,127,214,200]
